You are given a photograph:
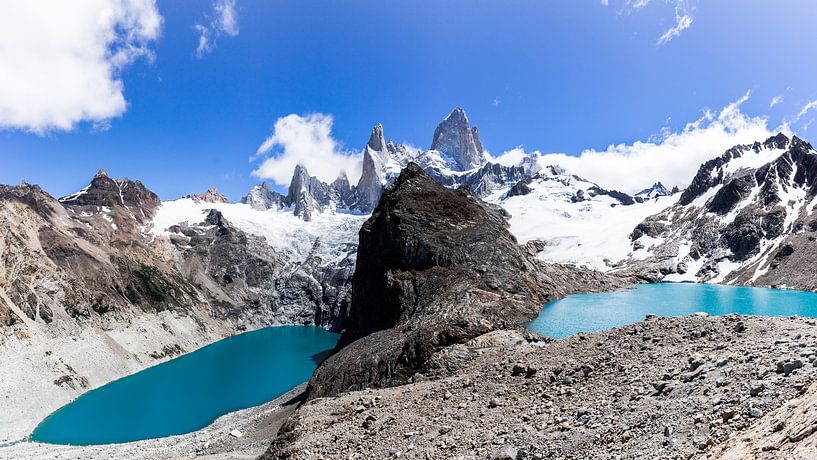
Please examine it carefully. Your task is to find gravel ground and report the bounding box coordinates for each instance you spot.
[267,314,817,459]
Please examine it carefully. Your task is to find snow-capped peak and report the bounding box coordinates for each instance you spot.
[635,182,671,199]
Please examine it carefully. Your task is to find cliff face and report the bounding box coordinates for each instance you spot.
[304,163,626,399]
[429,107,486,170]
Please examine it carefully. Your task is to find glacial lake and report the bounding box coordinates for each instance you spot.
[30,326,339,445]
[529,282,817,339]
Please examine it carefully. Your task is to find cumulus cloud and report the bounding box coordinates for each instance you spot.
[502,92,778,194]
[0,0,162,133]
[194,0,239,58]
[252,113,363,186]
[486,148,528,167]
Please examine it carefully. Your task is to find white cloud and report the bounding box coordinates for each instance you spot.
[503,92,779,194]
[194,24,212,58]
[215,0,239,36]
[252,113,363,186]
[769,95,783,108]
[194,0,239,58]
[0,0,162,133]
[486,148,528,167]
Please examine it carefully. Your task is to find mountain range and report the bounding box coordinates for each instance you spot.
[1,106,816,443]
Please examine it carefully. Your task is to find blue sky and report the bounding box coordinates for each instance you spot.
[1,0,816,200]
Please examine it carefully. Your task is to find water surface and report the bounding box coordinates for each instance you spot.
[529,283,817,339]
[31,326,339,445]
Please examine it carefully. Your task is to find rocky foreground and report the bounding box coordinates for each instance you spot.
[266,314,817,459]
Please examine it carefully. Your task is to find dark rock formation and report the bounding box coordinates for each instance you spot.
[304,163,626,399]
[506,177,533,198]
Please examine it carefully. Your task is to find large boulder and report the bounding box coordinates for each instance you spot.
[305,163,624,398]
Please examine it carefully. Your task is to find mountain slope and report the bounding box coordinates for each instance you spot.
[624,134,817,288]
[0,172,362,441]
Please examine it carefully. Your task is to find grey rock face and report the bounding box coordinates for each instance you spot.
[241,183,286,210]
[286,165,319,220]
[168,209,354,330]
[430,107,487,170]
[355,125,390,212]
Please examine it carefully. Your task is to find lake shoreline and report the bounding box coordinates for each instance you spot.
[0,382,306,460]
[0,307,331,444]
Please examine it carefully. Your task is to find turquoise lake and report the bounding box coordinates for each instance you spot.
[31,326,339,446]
[529,282,817,339]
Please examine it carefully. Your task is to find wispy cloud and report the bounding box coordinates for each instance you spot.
[795,100,817,122]
[606,0,695,45]
[194,0,239,58]
[656,10,693,45]
[0,0,162,134]
[769,95,783,108]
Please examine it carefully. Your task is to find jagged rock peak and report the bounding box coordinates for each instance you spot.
[367,123,387,151]
[286,164,319,221]
[185,188,229,203]
[95,169,109,179]
[764,132,790,150]
[430,107,487,171]
[635,182,671,198]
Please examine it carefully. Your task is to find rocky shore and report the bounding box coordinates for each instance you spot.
[266,314,817,459]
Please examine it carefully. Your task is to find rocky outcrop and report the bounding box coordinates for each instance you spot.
[184,188,229,203]
[241,182,286,211]
[430,107,487,170]
[302,163,626,400]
